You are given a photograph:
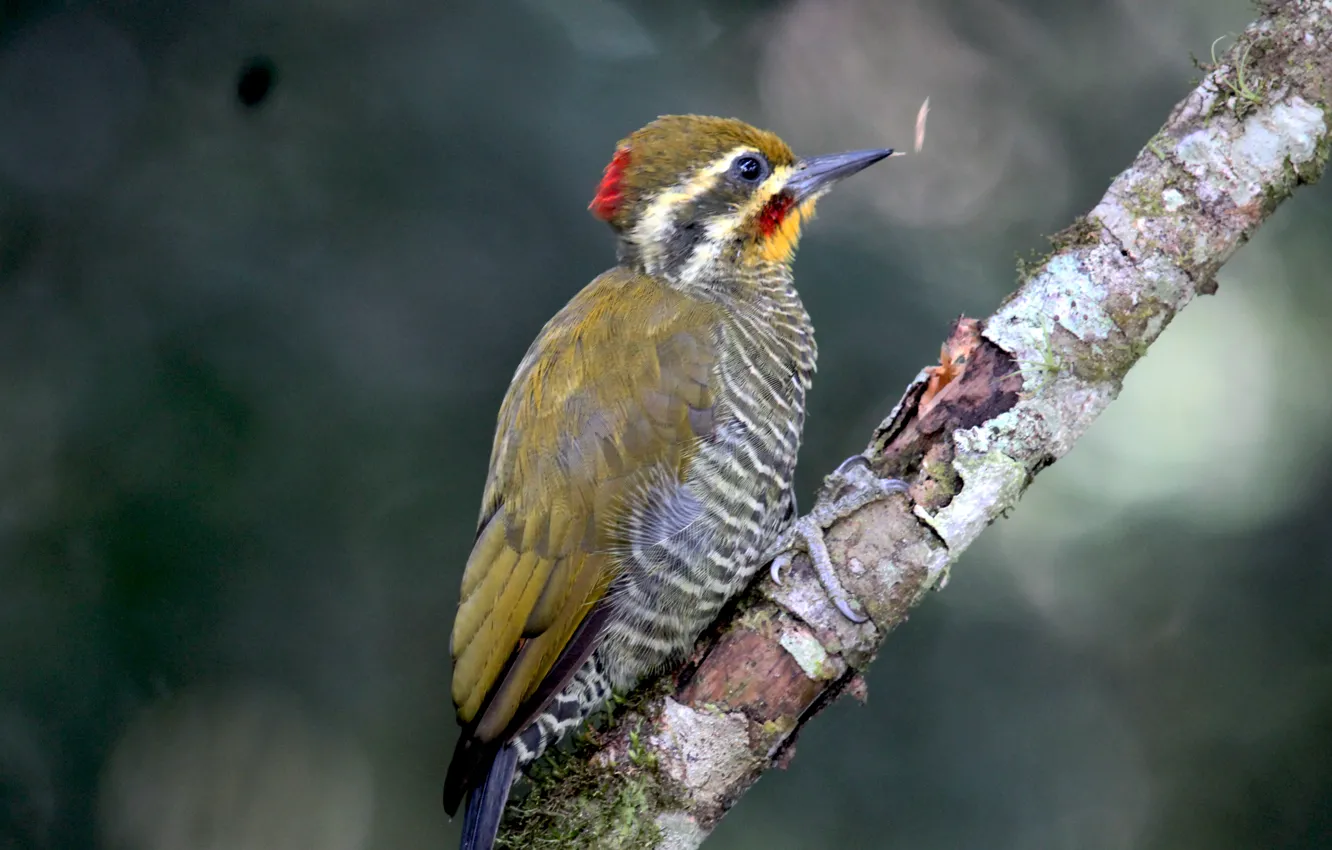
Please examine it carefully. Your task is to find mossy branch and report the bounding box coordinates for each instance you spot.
[498,2,1332,846]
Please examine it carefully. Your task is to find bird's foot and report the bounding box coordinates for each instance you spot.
[766,455,910,623]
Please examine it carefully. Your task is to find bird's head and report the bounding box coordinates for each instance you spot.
[589,115,891,286]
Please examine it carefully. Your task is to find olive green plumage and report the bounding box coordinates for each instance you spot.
[451,271,722,735]
[444,115,893,850]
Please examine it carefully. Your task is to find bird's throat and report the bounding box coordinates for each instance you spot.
[759,198,818,265]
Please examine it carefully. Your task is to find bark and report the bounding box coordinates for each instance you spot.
[498,2,1332,846]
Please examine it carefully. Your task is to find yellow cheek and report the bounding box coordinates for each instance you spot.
[759,199,819,264]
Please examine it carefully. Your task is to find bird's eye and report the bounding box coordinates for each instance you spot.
[732,155,766,183]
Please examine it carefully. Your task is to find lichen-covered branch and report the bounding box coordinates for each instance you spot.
[498,2,1332,846]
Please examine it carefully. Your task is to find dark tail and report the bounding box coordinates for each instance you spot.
[459,744,519,850]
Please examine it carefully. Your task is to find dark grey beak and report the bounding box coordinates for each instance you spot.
[787,148,893,202]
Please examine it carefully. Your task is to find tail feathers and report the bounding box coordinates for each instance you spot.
[460,744,519,850]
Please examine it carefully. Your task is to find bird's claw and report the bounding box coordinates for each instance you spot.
[764,455,910,625]
[833,596,864,623]
[813,457,909,524]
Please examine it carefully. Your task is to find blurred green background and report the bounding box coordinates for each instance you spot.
[2,0,1331,848]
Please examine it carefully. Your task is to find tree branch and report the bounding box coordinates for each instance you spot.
[498,2,1332,846]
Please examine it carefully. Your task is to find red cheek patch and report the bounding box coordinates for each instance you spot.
[589,147,631,222]
[758,192,796,237]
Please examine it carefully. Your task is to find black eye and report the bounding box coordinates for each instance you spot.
[732,155,766,183]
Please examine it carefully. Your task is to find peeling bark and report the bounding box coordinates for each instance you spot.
[497,2,1332,846]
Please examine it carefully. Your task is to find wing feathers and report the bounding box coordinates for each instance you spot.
[523,553,572,636]
[454,541,554,721]
[449,269,722,766]
[475,551,610,742]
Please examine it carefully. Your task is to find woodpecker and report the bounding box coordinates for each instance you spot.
[443,115,903,850]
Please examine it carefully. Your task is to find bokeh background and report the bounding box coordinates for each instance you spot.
[2,0,1331,848]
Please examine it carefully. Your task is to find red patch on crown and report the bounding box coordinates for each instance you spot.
[758,192,796,237]
[589,147,632,222]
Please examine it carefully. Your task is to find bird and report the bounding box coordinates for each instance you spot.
[443,114,904,850]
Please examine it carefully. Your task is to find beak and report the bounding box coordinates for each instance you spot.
[786,148,893,202]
